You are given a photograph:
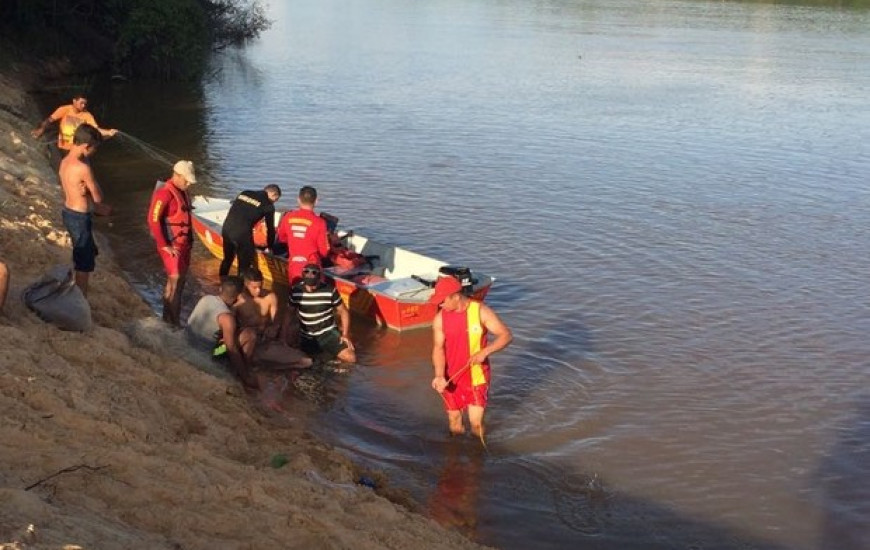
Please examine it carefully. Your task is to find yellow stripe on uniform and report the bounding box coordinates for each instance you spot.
[466,301,486,386]
[151,200,163,222]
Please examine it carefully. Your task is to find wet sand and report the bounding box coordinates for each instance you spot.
[0,72,486,549]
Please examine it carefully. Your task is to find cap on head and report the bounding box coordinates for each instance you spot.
[428,276,463,305]
[173,160,197,184]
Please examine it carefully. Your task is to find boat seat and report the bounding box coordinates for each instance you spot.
[325,265,370,279]
[367,277,433,300]
[350,273,388,287]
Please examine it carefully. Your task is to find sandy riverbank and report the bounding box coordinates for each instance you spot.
[0,70,487,549]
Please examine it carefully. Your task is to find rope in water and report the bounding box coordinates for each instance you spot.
[115,131,180,167]
[115,131,227,191]
[37,129,228,192]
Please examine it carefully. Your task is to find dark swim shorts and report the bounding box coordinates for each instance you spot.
[62,208,97,272]
[300,328,347,361]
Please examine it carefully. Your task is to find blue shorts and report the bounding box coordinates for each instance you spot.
[62,208,97,272]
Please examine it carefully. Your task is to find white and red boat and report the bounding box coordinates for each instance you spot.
[190,197,494,331]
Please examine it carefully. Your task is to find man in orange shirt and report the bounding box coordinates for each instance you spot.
[276,186,330,286]
[32,94,118,155]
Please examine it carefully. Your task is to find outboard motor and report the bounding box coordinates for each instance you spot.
[439,265,474,296]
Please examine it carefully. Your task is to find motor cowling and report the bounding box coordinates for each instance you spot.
[438,265,474,296]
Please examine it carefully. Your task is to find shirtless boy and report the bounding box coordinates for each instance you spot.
[58,124,111,295]
[234,267,312,370]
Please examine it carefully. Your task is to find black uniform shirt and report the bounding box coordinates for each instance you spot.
[222,189,276,246]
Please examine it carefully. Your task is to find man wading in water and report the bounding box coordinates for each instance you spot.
[430,276,512,439]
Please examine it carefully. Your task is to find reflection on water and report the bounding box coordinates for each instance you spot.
[428,441,485,540]
[65,0,870,548]
[816,394,870,550]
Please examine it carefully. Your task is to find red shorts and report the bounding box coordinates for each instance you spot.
[441,382,489,411]
[158,246,191,277]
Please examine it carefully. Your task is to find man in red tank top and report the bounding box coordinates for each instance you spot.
[430,277,513,438]
[276,185,330,285]
[147,160,196,326]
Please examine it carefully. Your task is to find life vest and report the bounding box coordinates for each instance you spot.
[465,301,488,387]
[58,116,77,150]
[57,108,96,150]
[328,247,368,271]
[160,182,192,247]
[252,218,269,248]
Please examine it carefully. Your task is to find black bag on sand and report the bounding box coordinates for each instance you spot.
[23,265,93,332]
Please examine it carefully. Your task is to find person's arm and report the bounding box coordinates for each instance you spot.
[31,106,65,138]
[335,302,352,341]
[317,218,331,257]
[468,304,513,366]
[0,261,9,313]
[230,294,245,319]
[281,300,300,347]
[218,312,256,387]
[74,163,111,216]
[264,293,281,339]
[147,188,172,250]
[329,287,351,339]
[264,207,277,249]
[431,312,448,392]
[275,212,287,244]
[83,112,118,138]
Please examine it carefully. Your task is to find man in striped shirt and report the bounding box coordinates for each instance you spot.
[288,263,356,363]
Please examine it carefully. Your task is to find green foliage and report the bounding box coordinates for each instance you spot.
[270,453,289,469]
[0,0,272,80]
[202,0,272,49]
[115,0,209,80]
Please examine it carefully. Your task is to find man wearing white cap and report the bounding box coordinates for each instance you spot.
[147,160,197,326]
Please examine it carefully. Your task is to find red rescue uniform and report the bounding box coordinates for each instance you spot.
[277,208,330,285]
[441,301,491,411]
[148,181,193,277]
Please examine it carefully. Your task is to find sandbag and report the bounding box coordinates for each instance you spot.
[23,265,92,332]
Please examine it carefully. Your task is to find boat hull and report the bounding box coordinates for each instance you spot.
[191,208,492,331]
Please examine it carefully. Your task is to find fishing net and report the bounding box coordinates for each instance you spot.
[115,131,180,167]
[115,131,228,188]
